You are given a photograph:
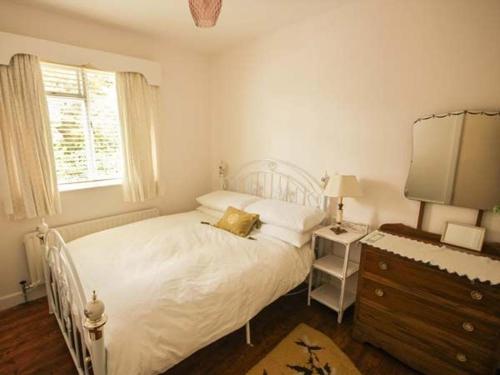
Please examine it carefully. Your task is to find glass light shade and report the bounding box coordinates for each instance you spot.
[189,0,222,28]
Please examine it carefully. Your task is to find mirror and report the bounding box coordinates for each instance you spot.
[405,111,500,210]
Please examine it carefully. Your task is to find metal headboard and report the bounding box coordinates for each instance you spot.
[219,159,329,211]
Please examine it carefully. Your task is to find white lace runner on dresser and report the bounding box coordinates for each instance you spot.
[361,231,500,285]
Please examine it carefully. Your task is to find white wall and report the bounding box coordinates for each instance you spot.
[0,1,211,308]
[209,0,500,241]
[2,0,500,310]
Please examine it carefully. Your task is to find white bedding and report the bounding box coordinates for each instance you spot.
[67,210,313,375]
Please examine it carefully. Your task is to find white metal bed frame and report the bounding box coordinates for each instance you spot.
[220,159,329,209]
[36,159,328,375]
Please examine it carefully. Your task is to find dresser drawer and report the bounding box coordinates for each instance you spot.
[363,245,500,316]
[356,301,495,375]
[359,277,500,351]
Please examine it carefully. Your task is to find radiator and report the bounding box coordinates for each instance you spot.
[23,207,160,286]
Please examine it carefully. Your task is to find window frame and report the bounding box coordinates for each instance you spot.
[42,62,123,191]
[57,178,122,192]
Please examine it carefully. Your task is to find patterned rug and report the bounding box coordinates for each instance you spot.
[247,323,361,375]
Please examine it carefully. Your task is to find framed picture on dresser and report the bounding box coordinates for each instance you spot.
[441,222,486,252]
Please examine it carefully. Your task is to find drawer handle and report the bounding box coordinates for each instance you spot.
[462,322,475,332]
[456,353,467,363]
[378,261,388,271]
[374,288,384,297]
[470,290,483,301]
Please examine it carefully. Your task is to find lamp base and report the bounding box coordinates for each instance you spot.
[330,225,347,235]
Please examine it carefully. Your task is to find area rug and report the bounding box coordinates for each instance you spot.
[247,323,361,375]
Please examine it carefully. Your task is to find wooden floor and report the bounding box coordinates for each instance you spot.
[0,290,418,375]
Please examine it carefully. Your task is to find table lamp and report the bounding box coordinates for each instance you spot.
[324,175,363,234]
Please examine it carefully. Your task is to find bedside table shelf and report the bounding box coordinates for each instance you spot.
[307,221,368,324]
[313,223,369,245]
[310,283,357,312]
[313,254,359,280]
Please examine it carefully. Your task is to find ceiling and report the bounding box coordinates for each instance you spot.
[13,0,335,54]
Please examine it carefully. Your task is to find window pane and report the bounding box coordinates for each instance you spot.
[41,63,83,96]
[85,70,122,180]
[47,97,89,183]
[41,62,123,187]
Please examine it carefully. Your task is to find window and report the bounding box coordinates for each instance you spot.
[41,62,122,188]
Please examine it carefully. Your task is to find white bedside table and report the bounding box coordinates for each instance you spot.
[307,221,369,323]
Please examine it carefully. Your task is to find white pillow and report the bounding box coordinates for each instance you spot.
[196,204,314,247]
[258,224,315,247]
[246,199,325,232]
[196,205,224,219]
[196,190,261,212]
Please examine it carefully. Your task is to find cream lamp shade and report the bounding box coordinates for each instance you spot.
[324,175,363,198]
[324,175,362,234]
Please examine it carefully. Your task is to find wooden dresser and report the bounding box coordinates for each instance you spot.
[353,224,500,375]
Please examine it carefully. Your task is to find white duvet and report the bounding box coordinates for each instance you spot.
[67,210,313,375]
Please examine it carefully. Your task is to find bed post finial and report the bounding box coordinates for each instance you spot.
[320,172,331,213]
[219,160,228,190]
[320,171,330,189]
[84,291,107,375]
[37,217,49,241]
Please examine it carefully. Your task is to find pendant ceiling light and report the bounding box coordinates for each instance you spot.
[189,0,222,28]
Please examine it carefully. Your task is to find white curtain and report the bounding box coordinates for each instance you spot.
[116,72,159,202]
[0,54,61,220]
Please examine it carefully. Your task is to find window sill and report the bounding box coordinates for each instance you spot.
[59,179,122,192]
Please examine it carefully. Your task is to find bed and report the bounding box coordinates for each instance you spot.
[38,159,329,375]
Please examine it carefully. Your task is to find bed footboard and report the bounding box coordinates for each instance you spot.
[38,220,107,375]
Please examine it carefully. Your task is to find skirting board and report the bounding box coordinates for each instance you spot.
[0,284,46,311]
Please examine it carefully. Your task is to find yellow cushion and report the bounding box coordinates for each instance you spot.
[215,206,260,237]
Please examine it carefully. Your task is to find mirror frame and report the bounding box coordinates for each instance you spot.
[405,110,500,227]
